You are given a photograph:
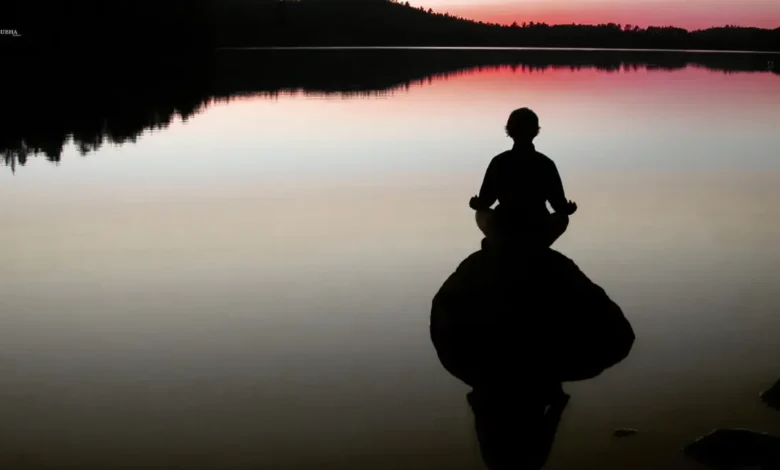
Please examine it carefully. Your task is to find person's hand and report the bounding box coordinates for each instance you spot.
[565,200,578,215]
[469,195,481,210]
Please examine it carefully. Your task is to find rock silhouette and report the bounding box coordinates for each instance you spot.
[683,429,780,469]
[430,243,635,388]
[761,379,780,411]
[429,241,634,469]
[613,428,640,438]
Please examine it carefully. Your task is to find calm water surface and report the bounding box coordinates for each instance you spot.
[1,50,780,470]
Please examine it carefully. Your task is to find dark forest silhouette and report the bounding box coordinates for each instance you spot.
[2,0,779,52]
[2,49,778,172]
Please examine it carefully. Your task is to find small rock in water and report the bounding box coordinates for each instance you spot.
[613,428,639,438]
[760,379,780,411]
[683,428,780,469]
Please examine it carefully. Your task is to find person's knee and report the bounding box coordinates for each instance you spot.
[476,209,492,225]
[476,210,495,237]
[556,213,570,230]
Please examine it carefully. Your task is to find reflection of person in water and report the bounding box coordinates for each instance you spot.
[468,384,570,470]
[469,108,577,247]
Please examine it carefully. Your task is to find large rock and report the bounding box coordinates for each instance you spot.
[683,429,780,469]
[430,244,635,388]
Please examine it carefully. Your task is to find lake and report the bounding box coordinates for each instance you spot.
[1,48,780,470]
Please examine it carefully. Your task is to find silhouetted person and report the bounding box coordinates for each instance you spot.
[469,108,577,248]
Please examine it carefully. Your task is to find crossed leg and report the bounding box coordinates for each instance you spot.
[475,209,569,248]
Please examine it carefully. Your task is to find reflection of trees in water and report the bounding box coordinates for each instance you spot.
[1,93,215,171]
[2,49,778,171]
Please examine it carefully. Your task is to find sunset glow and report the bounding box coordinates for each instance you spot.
[407,0,780,30]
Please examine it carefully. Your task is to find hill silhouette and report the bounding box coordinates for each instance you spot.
[3,0,779,52]
[2,48,778,172]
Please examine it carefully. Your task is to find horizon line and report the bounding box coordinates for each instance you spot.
[218,46,780,55]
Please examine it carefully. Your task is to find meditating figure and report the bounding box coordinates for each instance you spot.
[469,107,577,248]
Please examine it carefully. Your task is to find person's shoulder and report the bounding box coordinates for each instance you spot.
[534,150,557,168]
[534,149,553,162]
[489,150,512,166]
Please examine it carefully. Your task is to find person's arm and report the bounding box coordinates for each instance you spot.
[547,161,570,214]
[470,158,499,210]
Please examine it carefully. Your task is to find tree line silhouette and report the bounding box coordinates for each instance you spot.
[2,48,777,172]
[3,0,779,52]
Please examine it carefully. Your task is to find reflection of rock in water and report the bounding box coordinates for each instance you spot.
[761,379,780,411]
[683,429,780,469]
[429,244,635,469]
[430,245,635,388]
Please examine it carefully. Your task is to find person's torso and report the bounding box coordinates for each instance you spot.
[492,149,552,226]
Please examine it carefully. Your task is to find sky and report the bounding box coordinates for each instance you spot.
[407,0,780,30]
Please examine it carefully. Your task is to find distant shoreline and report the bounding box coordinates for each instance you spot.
[5,46,779,56]
[217,46,780,55]
[6,1,780,53]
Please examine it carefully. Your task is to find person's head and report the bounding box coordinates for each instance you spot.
[505,107,540,142]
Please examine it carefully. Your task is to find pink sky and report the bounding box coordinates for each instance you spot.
[407,0,780,30]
